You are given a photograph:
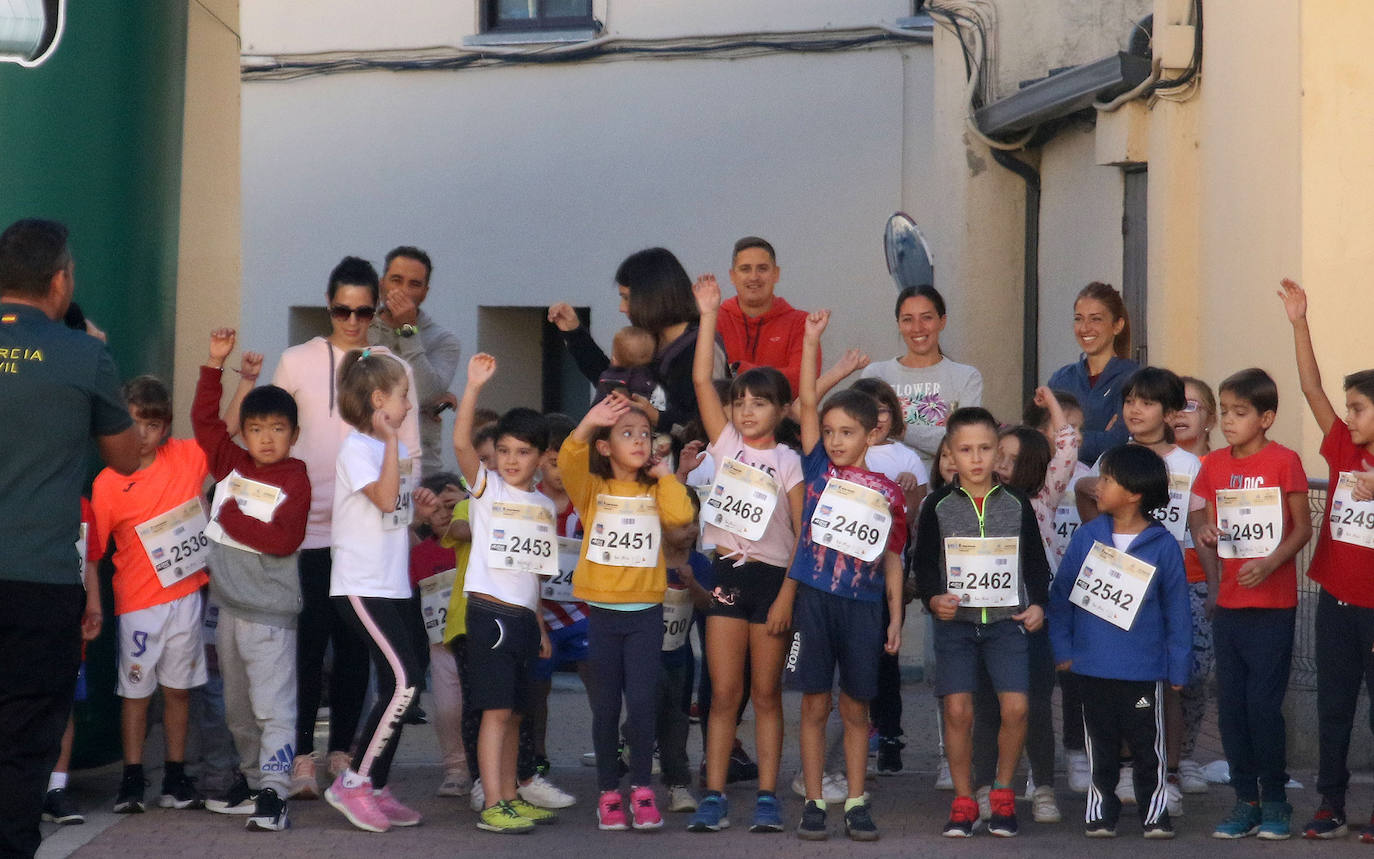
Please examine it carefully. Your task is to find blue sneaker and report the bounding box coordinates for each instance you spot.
[1258,801,1292,841]
[749,794,783,833]
[1213,800,1261,839]
[687,793,729,832]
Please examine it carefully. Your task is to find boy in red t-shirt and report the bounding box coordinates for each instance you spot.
[1192,368,1310,840]
[1279,279,1374,841]
[92,376,211,815]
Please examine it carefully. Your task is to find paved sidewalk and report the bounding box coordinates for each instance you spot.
[41,672,1372,858]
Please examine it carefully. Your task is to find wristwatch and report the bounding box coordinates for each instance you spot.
[394,323,418,338]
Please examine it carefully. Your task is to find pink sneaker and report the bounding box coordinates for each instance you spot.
[324,774,390,833]
[630,785,663,830]
[597,790,628,831]
[374,785,422,827]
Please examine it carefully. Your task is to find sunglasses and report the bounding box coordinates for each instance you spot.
[329,304,376,321]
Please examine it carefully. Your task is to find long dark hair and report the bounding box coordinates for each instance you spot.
[615,248,698,337]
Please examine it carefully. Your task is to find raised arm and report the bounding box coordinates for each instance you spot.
[799,310,829,455]
[1278,278,1338,434]
[548,302,609,384]
[691,274,729,443]
[453,353,496,490]
[788,347,871,422]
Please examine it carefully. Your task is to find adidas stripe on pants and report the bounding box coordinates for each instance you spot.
[1077,674,1167,827]
[217,610,298,797]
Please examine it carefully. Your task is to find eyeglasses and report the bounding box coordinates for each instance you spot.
[329,304,376,321]
[1182,399,1201,414]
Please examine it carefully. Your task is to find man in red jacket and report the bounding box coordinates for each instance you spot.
[717,237,817,395]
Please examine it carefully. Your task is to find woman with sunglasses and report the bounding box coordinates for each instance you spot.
[261,256,421,800]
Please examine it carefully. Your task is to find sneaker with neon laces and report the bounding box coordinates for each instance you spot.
[667,785,697,812]
[750,794,783,832]
[687,792,728,831]
[597,790,629,831]
[1178,758,1208,794]
[797,799,828,840]
[509,797,558,824]
[935,758,954,791]
[1213,800,1261,839]
[1258,801,1291,840]
[325,774,390,833]
[373,785,421,826]
[245,788,289,832]
[469,778,485,813]
[987,787,1018,837]
[518,773,575,808]
[1085,818,1117,838]
[975,785,991,823]
[1303,797,1347,840]
[1116,765,1136,805]
[1165,773,1183,817]
[288,752,319,800]
[1067,750,1090,794]
[477,800,535,834]
[1143,814,1175,839]
[42,788,84,825]
[437,769,471,797]
[844,800,879,841]
[630,785,663,829]
[943,796,978,838]
[206,773,256,815]
[1031,785,1061,824]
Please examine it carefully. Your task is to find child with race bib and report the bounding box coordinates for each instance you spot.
[92,375,212,815]
[687,274,805,835]
[1279,278,1374,841]
[914,406,1050,838]
[774,309,905,843]
[1048,444,1191,839]
[1190,367,1310,841]
[558,392,696,831]
[323,349,437,833]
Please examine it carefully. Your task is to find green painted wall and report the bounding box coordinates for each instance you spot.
[0,1,189,768]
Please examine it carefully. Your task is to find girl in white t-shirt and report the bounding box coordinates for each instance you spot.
[688,276,805,833]
[324,349,438,833]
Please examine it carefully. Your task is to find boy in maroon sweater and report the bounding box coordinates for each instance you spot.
[194,328,310,832]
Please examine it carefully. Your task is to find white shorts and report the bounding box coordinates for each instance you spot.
[117,590,209,698]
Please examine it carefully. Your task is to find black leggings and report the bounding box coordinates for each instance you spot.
[296,548,369,755]
[588,605,662,790]
[335,595,423,788]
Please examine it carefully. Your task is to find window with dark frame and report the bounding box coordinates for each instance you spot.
[485,0,594,32]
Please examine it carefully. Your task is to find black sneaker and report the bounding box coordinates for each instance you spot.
[205,773,257,815]
[876,737,904,776]
[987,787,1019,837]
[159,771,205,810]
[727,742,758,784]
[943,796,978,838]
[114,771,147,814]
[1143,813,1175,840]
[42,788,84,825]
[797,800,827,841]
[844,801,880,842]
[1085,818,1118,838]
[1303,796,1348,840]
[245,788,290,831]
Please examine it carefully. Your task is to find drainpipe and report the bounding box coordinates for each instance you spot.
[990,148,1040,404]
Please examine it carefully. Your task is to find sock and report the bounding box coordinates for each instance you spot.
[993,780,1011,790]
[164,760,185,779]
[757,790,775,800]
[705,790,722,800]
[341,768,368,789]
[844,796,865,812]
[48,771,68,791]
[809,799,826,811]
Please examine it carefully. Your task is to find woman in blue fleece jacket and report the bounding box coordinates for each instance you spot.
[1045,282,1139,466]
[1048,444,1191,838]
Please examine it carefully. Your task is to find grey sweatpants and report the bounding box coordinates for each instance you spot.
[216,611,298,796]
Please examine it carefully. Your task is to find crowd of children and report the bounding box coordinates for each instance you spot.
[59,274,1374,847]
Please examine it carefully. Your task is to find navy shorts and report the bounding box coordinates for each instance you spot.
[532,616,589,680]
[465,598,541,713]
[784,583,883,701]
[932,617,1028,697]
[707,557,786,625]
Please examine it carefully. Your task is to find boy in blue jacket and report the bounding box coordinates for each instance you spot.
[1049,444,1191,840]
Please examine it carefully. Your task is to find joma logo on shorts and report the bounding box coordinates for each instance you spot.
[785,633,801,673]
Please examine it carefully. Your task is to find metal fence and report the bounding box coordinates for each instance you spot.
[1291,478,1329,690]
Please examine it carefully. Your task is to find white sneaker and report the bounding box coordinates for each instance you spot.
[820,772,849,803]
[437,770,471,797]
[581,751,597,767]
[1165,775,1183,817]
[667,785,697,813]
[1031,785,1062,824]
[1067,751,1090,794]
[976,785,992,822]
[1024,773,1036,800]
[469,778,484,813]
[1178,759,1209,794]
[935,758,954,791]
[518,774,575,809]
[1116,765,1136,805]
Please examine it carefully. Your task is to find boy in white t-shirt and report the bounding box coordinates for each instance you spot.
[453,354,559,834]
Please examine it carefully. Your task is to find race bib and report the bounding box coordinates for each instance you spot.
[1155,472,1195,543]
[809,477,892,562]
[705,458,779,541]
[1050,503,1082,562]
[487,501,558,576]
[1331,472,1374,550]
[419,568,456,644]
[1216,486,1282,559]
[541,537,583,602]
[383,459,417,531]
[77,522,89,586]
[587,495,661,567]
[1073,541,1156,630]
[661,585,693,651]
[943,537,1020,607]
[205,471,287,554]
[136,497,210,588]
